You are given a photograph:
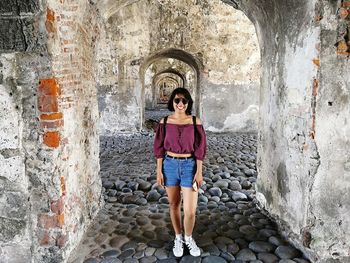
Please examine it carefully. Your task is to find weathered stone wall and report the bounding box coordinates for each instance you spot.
[0,0,102,262]
[39,0,102,261]
[0,0,42,53]
[222,0,350,261]
[96,0,260,134]
[0,54,32,263]
[1,0,348,262]
[0,0,52,261]
[310,0,350,261]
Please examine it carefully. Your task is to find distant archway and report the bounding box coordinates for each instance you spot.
[140,48,204,126]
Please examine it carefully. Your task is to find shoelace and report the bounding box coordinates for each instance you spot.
[186,238,199,251]
[174,238,184,249]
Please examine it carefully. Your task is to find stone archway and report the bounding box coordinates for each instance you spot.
[154,75,181,104]
[152,69,187,108]
[140,48,204,126]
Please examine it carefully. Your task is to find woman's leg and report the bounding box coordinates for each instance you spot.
[166,186,182,234]
[181,187,198,236]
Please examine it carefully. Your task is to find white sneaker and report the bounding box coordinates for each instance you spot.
[173,237,184,257]
[185,237,201,257]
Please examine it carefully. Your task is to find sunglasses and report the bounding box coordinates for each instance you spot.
[174,98,189,104]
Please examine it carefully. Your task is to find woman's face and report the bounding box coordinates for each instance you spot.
[173,93,188,113]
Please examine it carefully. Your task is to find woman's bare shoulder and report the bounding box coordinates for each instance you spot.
[159,118,164,124]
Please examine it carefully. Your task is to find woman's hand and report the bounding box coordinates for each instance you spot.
[156,158,164,188]
[157,170,165,188]
[194,159,204,187]
[193,171,204,187]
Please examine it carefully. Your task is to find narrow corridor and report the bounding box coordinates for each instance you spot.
[68,132,309,263]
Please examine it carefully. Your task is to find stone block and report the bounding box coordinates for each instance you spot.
[0,17,40,52]
[0,217,26,242]
[0,192,27,219]
[0,0,40,14]
[0,85,20,149]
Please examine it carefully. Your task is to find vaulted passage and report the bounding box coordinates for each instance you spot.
[1,0,350,263]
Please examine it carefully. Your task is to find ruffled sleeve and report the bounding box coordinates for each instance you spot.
[194,125,207,161]
[153,123,165,159]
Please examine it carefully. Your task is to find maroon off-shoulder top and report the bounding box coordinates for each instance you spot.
[153,122,207,161]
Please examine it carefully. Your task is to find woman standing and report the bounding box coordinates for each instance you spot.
[153,87,207,257]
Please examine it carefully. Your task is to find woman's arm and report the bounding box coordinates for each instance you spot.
[155,118,165,188]
[193,117,205,187]
[194,159,204,187]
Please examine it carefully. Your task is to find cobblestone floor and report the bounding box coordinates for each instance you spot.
[145,108,169,122]
[68,132,310,263]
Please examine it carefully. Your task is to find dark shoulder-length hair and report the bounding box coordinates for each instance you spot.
[167,87,193,115]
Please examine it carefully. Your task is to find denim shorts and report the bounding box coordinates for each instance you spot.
[162,155,196,188]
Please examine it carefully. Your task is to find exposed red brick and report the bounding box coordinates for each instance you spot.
[40,112,63,120]
[63,47,75,53]
[57,213,65,227]
[38,214,59,229]
[38,95,59,113]
[40,120,64,129]
[51,197,65,214]
[337,40,349,55]
[312,79,319,96]
[56,233,67,248]
[312,58,320,67]
[46,21,55,33]
[60,176,66,195]
[47,8,55,23]
[38,229,51,246]
[46,8,56,33]
[38,79,61,96]
[63,39,74,45]
[43,132,60,148]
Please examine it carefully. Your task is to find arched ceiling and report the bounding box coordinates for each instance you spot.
[140,48,203,78]
[97,0,141,20]
[96,0,246,22]
[153,69,186,86]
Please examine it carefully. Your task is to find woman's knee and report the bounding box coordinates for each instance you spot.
[169,200,181,210]
[184,209,196,220]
